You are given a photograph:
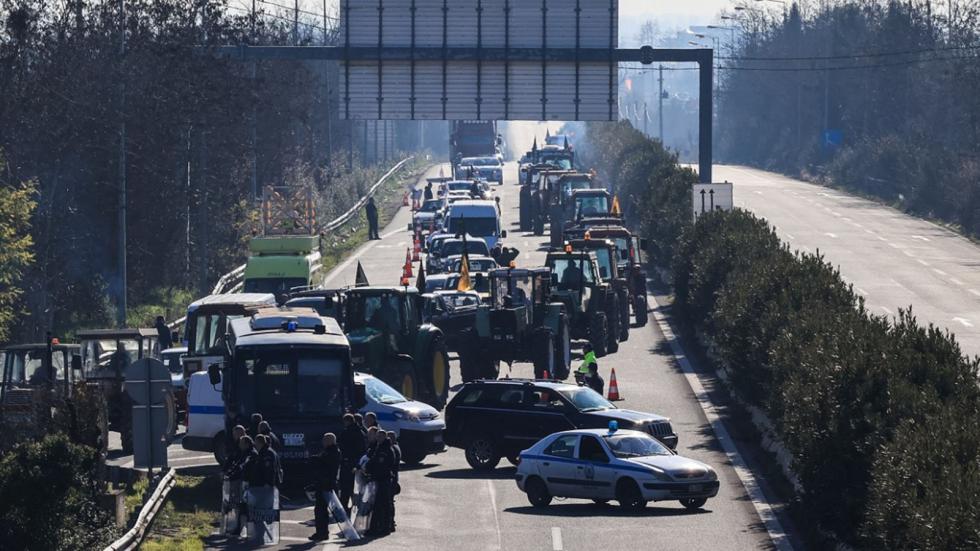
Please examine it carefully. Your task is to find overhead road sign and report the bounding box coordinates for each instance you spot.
[692,182,734,221]
[339,0,618,121]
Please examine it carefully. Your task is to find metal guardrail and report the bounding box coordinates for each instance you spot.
[103,468,176,551]
[167,155,415,332]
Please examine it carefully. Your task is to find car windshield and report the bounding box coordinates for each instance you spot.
[559,386,615,412]
[364,376,407,405]
[5,349,66,384]
[561,177,591,197]
[189,312,245,356]
[461,157,500,167]
[82,338,141,379]
[603,433,672,458]
[443,293,481,309]
[162,352,184,374]
[613,238,631,264]
[239,349,347,417]
[450,257,497,272]
[419,200,443,213]
[441,240,491,257]
[446,217,497,238]
[447,182,473,191]
[492,273,533,308]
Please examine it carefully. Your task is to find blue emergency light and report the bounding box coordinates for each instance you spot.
[286,321,298,332]
[608,420,618,433]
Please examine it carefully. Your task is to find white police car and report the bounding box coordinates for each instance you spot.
[515,425,719,511]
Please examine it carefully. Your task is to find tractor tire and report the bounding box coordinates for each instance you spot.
[459,332,498,382]
[606,293,621,354]
[618,289,631,341]
[519,188,531,231]
[533,214,545,236]
[421,337,451,410]
[590,312,609,358]
[634,293,649,327]
[392,362,420,401]
[553,313,572,380]
[532,329,556,379]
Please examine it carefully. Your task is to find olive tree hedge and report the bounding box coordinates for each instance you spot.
[580,122,980,549]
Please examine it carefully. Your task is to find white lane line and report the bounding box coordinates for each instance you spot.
[864,229,875,235]
[881,306,894,315]
[651,304,793,551]
[486,480,503,550]
[902,249,915,257]
[951,278,964,286]
[917,259,930,267]
[825,232,837,239]
[911,235,930,242]
[887,242,901,249]
[933,268,948,276]
[953,317,974,328]
[551,527,564,551]
[970,289,980,298]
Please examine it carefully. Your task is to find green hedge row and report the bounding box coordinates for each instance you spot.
[581,123,980,549]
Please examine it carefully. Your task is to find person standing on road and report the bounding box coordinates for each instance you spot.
[364,411,381,432]
[249,413,263,438]
[250,434,282,489]
[386,431,401,533]
[366,197,380,240]
[155,316,173,351]
[309,433,341,542]
[576,343,603,394]
[365,429,395,537]
[258,420,281,452]
[423,182,433,201]
[354,413,367,436]
[338,414,367,513]
[223,425,248,471]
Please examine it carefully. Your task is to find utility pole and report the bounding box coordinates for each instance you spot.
[643,102,648,136]
[250,0,258,200]
[658,64,664,141]
[383,119,389,160]
[116,0,127,327]
[293,0,299,45]
[323,0,332,174]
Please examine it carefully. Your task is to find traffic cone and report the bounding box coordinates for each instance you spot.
[542,370,550,380]
[404,248,414,277]
[400,275,410,286]
[412,232,421,261]
[607,368,622,401]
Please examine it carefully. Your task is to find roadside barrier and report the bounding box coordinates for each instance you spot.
[103,468,176,551]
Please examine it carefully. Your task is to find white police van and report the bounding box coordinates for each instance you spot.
[184,370,444,465]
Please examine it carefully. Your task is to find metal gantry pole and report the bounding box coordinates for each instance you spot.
[116,0,127,327]
[658,64,664,141]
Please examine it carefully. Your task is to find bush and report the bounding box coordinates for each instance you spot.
[0,434,117,550]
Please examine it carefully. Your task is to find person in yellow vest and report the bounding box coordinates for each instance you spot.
[575,343,604,394]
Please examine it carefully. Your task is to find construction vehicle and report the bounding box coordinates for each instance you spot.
[207,308,367,466]
[544,248,619,356]
[343,286,452,409]
[566,235,631,342]
[244,186,322,298]
[76,328,171,454]
[455,267,571,382]
[565,224,650,327]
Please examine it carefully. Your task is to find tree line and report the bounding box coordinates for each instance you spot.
[0,0,420,341]
[718,0,980,236]
[581,120,980,549]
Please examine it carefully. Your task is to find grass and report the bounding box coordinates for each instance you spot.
[141,474,222,551]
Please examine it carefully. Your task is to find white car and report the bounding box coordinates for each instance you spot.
[183,370,445,465]
[515,427,719,511]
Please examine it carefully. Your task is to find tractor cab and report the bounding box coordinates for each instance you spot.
[569,189,611,221]
[0,340,81,423]
[545,249,617,356]
[565,225,650,328]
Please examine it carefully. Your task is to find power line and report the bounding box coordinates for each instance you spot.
[717,43,980,62]
[620,53,978,73]
[224,3,327,31]
[256,0,338,21]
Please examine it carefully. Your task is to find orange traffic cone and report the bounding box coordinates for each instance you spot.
[607,368,622,401]
[542,370,550,380]
[412,232,421,261]
[404,248,414,277]
[400,275,410,286]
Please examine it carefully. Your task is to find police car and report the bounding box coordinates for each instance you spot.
[515,425,719,511]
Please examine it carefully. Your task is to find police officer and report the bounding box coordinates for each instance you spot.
[386,431,401,533]
[366,197,380,240]
[365,429,395,536]
[250,434,282,489]
[576,343,603,393]
[338,414,366,513]
[424,182,434,201]
[309,433,341,542]
[258,420,281,452]
[227,434,256,538]
[249,413,264,439]
[222,425,248,472]
[364,411,381,431]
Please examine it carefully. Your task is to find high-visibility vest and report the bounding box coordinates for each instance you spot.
[577,351,597,374]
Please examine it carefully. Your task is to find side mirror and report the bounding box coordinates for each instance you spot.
[639,238,649,250]
[207,363,221,386]
[500,230,508,238]
[71,354,82,372]
[353,382,367,410]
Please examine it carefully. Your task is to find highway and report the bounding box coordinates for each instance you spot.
[207,162,788,550]
[716,165,980,357]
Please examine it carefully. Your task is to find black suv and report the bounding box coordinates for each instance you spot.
[444,379,677,470]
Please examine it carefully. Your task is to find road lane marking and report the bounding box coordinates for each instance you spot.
[551,527,564,551]
[487,480,503,550]
[911,235,930,242]
[953,317,974,328]
[825,233,837,238]
[902,249,915,257]
[933,268,948,276]
[951,278,964,286]
[970,289,980,298]
[917,259,930,266]
[784,233,795,240]
[651,303,793,551]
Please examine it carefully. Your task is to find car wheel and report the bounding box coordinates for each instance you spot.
[680,498,707,510]
[464,437,501,471]
[212,432,228,465]
[525,477,552,508]
[401,448,427,466]
[532,328,555,379]
[616,479,647,511]
[589,312,609,358]
[425,338,450,409]
[634,294,649,327]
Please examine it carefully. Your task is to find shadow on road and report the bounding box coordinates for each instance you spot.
[503,502,711,518]
[425,467,517,480]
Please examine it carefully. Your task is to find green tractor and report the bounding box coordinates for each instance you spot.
[565,223,650,327]
[544,249,619,356]
[344,286,452,409]
[566,236,631,342]
[456,267,571,382]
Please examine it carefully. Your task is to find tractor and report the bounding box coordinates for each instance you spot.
[539,172,597,246]
[544,248,619,356]
[566,235,631,342]
[344,286,452,409]
[565,223,650,327]
[455,267,571,381]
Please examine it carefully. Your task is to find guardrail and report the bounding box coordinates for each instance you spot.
[166,155,415,332]
[103,468,176,551]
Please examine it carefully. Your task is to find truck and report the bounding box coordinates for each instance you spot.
[207,308,367,467]
[450,120,501,173]
[243,186,322,298]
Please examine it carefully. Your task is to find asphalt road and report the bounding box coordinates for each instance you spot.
[716,165,980,358]
[214,162,781,551]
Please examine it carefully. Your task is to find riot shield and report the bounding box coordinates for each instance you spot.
[351,480,377,535]
[325,490,361,541]
[246,486,280,545]
[221,478,247,537]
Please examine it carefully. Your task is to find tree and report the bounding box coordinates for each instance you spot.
[0,151,35,341]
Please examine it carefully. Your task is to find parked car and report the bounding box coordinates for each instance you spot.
[443,379,677,470]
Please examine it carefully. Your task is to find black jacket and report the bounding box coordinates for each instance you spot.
[261,430,282,452]
[312,445,342,491]
[366,440,394,482]
[248,446,282,488]
[338,425,367,467]
[227,447,257,481]
[365,202,379,221]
